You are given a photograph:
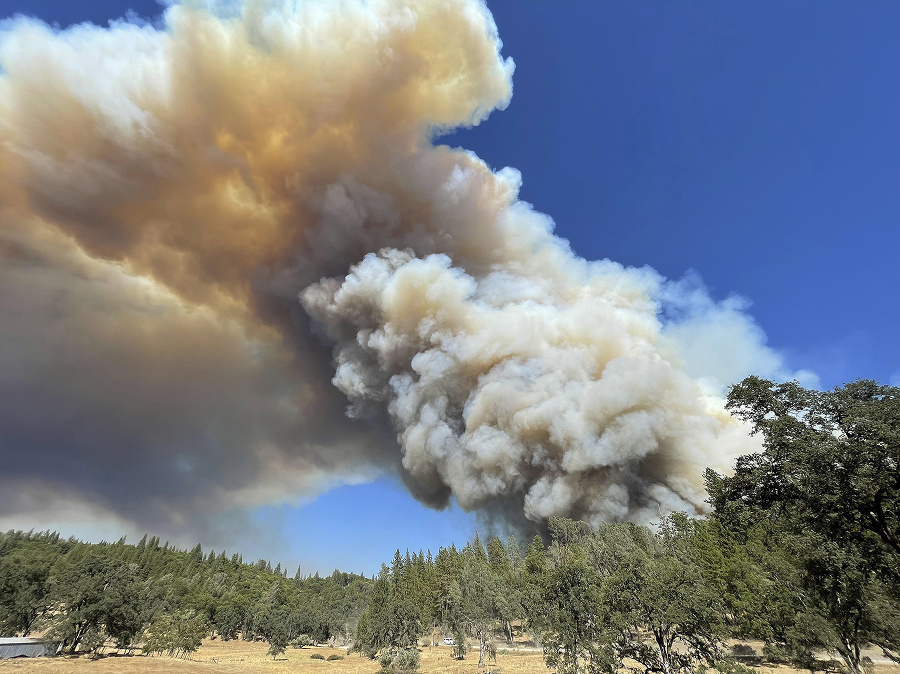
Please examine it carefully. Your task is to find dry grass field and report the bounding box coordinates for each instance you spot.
[0,642,512,674]
[0,641,897,674]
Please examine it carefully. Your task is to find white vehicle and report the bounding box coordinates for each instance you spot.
[443,637,455,646]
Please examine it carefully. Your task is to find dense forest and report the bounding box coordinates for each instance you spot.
[1,377,898,673]
[0,529,372,658]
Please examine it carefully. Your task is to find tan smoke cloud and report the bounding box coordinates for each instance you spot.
[300,248,762,525]
[0,0,805,539]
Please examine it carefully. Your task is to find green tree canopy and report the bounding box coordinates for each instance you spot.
[710,377,899,561]
[0,542,54,636]
[707,376,900,672]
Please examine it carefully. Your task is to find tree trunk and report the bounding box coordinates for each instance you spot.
[478,629,486,668]
[71,624,88,654]
[836,642,863,674]
[573,631,579,674]
[655,630,673,674]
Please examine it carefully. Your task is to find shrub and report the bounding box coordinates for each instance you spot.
[378,650,394,672]
[354,644,377,659]
[291,634,314,648]
[327,654,344,661]
[394,648,420,672]
[761,644,791,664]
[697,659,756,674]
[730,645,755,658]
[311,653,326,660]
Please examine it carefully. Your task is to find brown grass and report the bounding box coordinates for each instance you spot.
[0,641,523,674]
[0,640,897,674]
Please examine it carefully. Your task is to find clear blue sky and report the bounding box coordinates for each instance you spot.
[2,0,898,573]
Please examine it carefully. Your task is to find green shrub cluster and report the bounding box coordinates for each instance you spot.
[376,648,419,673]
[377,650,394,671]
[290,634,314,648]
[394,648,420,672]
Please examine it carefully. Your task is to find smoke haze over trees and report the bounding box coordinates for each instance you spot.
[0,0,895,668]
[2,375,896,672]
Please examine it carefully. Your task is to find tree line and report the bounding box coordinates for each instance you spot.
[354,378,900,674]
[1,377,898,672]
[0,529,372,658]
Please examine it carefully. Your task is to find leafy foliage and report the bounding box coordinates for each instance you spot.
[595,518,725,674]
[142,611,208,658]
[0,534,55,636]
[712,377,900,561]
[394,647,421,672]
[708,377,900,673]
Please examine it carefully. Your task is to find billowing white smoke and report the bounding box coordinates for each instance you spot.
[302,217,758,525]
[0,0,809,539]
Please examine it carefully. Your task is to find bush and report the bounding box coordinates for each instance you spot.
[327,654,344,661]
[394,648,420,672]
[291,634,314,648]
[378,651,394,672]
[761,644,791,664]
[697,659,756,674]
[311,653,326,660]
[354,644,377,659]
[730,644,756,658]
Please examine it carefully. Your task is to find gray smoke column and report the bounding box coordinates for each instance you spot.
[0,0,809,540]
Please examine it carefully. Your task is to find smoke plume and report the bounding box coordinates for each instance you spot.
[0,0,810,541]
